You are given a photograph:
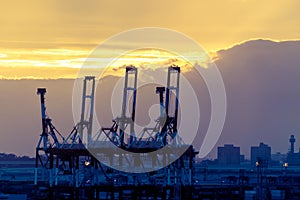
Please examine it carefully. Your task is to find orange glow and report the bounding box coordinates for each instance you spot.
[0,0,299,79]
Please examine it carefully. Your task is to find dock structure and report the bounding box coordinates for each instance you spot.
[34,66,198,199]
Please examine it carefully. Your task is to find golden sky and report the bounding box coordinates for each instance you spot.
[0,0,299,79]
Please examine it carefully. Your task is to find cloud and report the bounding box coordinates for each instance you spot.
[212,39,300,158]
[0,66,79,80]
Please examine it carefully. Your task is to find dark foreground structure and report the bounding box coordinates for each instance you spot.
[2,170,300,200]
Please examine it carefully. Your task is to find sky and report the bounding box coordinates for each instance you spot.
[1,0,300,79]
[0,1,300,157]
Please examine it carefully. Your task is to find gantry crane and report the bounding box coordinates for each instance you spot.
[35,77,107,189]
[131,65,182,149]
[94,66,137,148]
[64,76,95,147]
[35,88,66,185]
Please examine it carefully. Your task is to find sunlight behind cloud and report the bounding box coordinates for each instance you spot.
[0,47,211,79]
[0,53,7,58]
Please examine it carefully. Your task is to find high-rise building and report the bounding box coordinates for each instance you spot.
[289,135,296,154]
[287,135,300,166]
[217,144,240,166]
[250,142,271,165]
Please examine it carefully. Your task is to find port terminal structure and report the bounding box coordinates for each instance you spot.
[34,65,198,199]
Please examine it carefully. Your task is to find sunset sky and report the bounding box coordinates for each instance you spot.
[1,0,300,79]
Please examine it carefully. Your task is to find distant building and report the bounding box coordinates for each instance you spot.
[251,142,271,165]
[289,135,296,154]
[271,152,286,163]
[287,152,300,166]
[287,135,300,166]
[217,144,240,166]
[240,155,245,163]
